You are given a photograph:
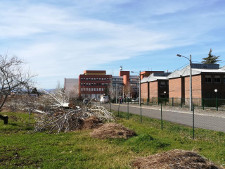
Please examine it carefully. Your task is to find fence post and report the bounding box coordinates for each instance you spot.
[161,102,163,130]
[117,103,120,117]
[110,102,111,112]
[172,97,174,106]
[140,104,142,123]
[127,102,129,119]
[216,97,218,111]
[180,98,182,108]
[192,105,195,139]
[202,98,204,110]
[0,115,8,125]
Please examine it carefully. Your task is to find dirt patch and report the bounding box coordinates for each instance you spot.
[79,116,103,129]
[132,149,222,169]
[90,123,136,139]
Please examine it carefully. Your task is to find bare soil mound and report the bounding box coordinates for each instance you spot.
[80,116,103,129]
[90,123,136,139]
[132,149,222,169]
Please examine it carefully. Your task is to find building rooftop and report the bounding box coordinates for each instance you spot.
[141,73,171,83]
[83,70,106,75]
[168,64,225,79]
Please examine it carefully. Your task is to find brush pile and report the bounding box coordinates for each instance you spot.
[132,149,222,169]
[34,106,114,133]
[5,88,114,133]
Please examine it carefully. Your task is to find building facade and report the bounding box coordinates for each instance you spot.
[141,72,170,102]
[168,64,225,105]
[111,73,139,99]
[79,70,112,100]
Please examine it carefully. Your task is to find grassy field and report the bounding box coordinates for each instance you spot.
[0,111,224,169]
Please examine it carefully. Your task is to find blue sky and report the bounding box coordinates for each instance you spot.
[0,0,225,88]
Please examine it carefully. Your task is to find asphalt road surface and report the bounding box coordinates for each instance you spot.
[102,103,225,132]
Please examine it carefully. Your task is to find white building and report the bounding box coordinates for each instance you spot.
[64,78,79,98]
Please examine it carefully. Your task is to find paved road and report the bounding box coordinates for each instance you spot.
[102,103,225,132]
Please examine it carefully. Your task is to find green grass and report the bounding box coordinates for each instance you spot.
[0,111,224,169]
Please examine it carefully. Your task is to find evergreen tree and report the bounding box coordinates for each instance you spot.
[202,48,220,64]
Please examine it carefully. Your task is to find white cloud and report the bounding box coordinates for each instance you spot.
[0,0,225,88]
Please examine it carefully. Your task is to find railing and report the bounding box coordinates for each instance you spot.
[110,97,225,111]
[142,97,225,111]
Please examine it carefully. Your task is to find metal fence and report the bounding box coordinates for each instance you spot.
[140,97,225,111]
[99,102,225,144]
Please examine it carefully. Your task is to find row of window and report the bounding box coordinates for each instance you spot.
[80,83,109,86]
[112,78,123,81]
[205,76,225,83]
[80,88,104,92]
[80,77,111,81]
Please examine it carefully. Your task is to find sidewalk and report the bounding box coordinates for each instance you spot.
[106,103,225,132]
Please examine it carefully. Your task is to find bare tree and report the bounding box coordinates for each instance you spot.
[0,55,34,111]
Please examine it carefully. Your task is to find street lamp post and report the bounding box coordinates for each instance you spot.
[177,54,192,111]
[164,91,166,105]
[214,89,218,111]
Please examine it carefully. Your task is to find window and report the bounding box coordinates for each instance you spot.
[205,75,212,83]
[159,81,166,87]
[214,76,221,83]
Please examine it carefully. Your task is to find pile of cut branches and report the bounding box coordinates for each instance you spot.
[89,105,114,122]
[34,106,114,133]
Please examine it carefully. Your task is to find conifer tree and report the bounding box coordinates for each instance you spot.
[202,48,220,64]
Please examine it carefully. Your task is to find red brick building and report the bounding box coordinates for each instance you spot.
[168,64,225,105]
[112,70,139,98]
[141,72,170,102]
[79,70,112,100]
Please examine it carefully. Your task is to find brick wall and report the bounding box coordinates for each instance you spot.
[141,82,149,102]
[150,81,158,102]
[184,75,202,99]
[169,78,182,98]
